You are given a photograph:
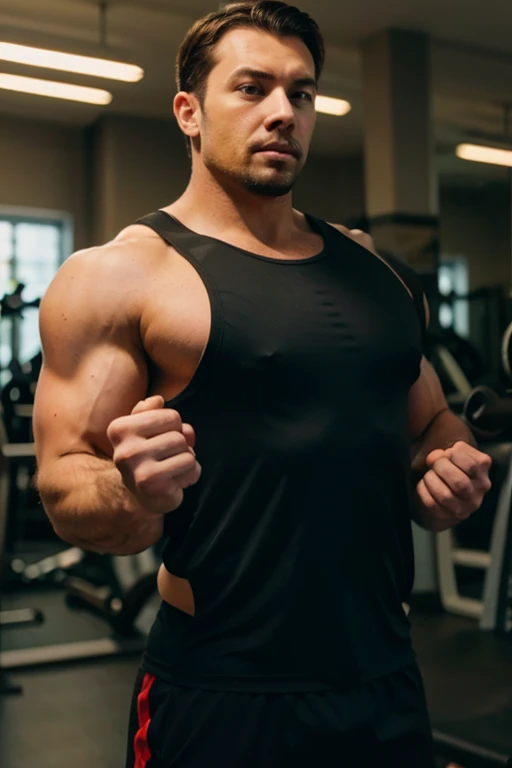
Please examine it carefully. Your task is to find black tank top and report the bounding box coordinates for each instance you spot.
[137,210,425,693]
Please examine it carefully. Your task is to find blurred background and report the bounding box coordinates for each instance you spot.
[2,2,512,767]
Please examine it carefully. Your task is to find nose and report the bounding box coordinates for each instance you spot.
[263,88,296,133]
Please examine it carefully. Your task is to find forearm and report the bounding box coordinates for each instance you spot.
[410,409,477,531]
[37,453,164,555]
[410,408,476,477]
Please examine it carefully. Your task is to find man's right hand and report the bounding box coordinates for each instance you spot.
[107,395,201,515]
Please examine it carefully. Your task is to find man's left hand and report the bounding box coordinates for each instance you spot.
[415,441,492,526]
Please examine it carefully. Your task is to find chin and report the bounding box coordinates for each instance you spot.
[242,171,296,198]
[246,183,293,197]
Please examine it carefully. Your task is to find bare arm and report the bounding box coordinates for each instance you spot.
[34,245,162,555]
[408,357,490,531]
[408,357,477,473]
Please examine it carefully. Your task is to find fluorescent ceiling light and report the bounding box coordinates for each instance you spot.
[0,73,112,105]
[456,143,512,168]
[315,95,351,116]
[0,42,143,83]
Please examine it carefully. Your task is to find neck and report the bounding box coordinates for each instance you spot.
[169,160,302,248]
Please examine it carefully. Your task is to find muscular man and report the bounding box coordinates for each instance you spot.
[34,2,491,766]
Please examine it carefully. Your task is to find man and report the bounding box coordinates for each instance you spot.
[34,2,491,766]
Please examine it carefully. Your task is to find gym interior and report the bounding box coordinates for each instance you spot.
[1,1,512,766]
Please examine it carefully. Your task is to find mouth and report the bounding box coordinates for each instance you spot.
[255,143,299,159]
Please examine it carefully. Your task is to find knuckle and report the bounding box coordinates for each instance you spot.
[180,464,202,489]
[134,464,154,490]
[184,451,198,469]
[434,458,449,474]
[137,477,154,495]
[173,433,188,450]
[454,479,472,497]
[475,491,486,508]
[424,469,436,485]
[168,489,184,510]
[423,494,437,511]
[107,419,123,444]
[177,454,198,476]
[438,488,453,506]
[113,445,136,466]
[166,409,183,427]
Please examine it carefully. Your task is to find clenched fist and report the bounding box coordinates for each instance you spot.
[107,395,201,515]
[415,441,492,527]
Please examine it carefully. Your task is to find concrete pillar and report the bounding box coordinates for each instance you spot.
[362,32,440,592]
[361,29,439,308]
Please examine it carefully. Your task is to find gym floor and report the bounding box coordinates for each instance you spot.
[1,592,512,768]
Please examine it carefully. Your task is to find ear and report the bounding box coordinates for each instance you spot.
[173,91,201,139]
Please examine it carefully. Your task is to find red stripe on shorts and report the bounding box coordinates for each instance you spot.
[134,673,156,768]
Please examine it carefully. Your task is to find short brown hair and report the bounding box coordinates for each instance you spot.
[176,1,325,104]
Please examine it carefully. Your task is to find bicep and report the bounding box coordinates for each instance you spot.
[407,356,449,441]
[33,256,148,469]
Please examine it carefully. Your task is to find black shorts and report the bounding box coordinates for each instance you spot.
[125,663,435,768]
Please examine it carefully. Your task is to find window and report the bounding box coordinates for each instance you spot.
[0,210,73,386]
[438,257,469,337]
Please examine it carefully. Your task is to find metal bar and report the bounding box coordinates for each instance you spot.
[0,608,43,628]
[442,595,483,619]
[2,443,35,458]
[452,549,491,569]
[13,404,33,418]
[434,730,512,766]
[0,636,146,669]
[481,450,512,629]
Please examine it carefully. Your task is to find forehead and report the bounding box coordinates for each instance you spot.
[210,28,315,80]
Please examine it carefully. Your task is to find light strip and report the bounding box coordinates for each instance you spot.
[456,143,512,168]
[0,42,143,83]
[315,95,351,116]
[0,73,112,105]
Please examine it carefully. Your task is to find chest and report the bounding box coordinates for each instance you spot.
[140,245,422,405]
[220,254,422,403]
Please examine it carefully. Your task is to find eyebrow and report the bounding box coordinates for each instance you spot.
[229,67,317,89]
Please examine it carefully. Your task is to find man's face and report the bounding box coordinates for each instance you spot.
[195,29,317,197]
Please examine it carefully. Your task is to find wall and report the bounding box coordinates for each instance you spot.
[91,116,366,242]
[0,111,509,286]
[0,113,366,255]
[0,114,88,252]
[91,115,192,244]
[439,183,511,291]
[293,154,366,225]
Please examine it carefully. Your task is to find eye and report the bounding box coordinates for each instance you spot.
[239,84,261,96]
[292,91,314,102]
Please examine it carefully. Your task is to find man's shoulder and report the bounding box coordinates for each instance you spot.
[42,223,172,326]
[65,222,168,275]
[113,221,164,247]
[325,221,376,254]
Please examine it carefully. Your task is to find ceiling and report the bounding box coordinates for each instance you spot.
[1,0,512,186]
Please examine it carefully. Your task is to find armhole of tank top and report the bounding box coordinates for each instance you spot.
[321,219,426,338]
[136,220,225,409]
[320,218,427,349]
[327,222,414,301]
[380,253,427,342]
